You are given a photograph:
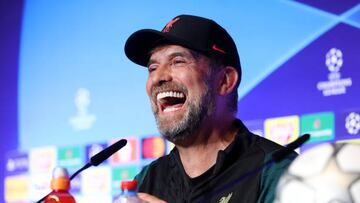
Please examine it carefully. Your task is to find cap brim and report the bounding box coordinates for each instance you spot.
[124,29,164,67]
[125,29,205,67]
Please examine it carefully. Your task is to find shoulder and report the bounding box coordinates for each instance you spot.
[134,151,175,189]
[250,133,297,181]
[235,119,291,155]
[255,137,297,203]
[235,119,297,163]
[235,121,297,203]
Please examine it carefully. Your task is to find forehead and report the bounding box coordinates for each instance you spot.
[147,45,212,76]
[149,45,198,60]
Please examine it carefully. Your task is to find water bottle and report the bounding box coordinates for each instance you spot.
[113,180,142,203]
[44,166,76,203]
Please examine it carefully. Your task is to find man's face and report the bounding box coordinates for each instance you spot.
[146,45,216,143]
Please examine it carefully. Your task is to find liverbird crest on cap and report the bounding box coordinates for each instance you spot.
[162,17,180,33]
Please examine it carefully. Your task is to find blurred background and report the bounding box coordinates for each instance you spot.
[1,0,359,202]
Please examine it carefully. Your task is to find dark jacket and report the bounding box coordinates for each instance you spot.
[135,120,297,203]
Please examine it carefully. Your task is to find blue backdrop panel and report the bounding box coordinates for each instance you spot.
[296,0,359,14]
[237,23,360,120]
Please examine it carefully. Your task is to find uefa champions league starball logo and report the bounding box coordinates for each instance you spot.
[326,48,343,73]
[345,112,360,135]
[317,48,352,96]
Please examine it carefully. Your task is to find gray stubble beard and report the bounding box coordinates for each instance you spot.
[152,84,214,144]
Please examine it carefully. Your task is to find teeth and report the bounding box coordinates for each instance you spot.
[163,106,181,112]
[157,91,185,100]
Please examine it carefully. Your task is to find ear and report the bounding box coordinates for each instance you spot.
[218,66,239,96]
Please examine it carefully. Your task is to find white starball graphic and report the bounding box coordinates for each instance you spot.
[325,48,343,72]
[346,112,360,135]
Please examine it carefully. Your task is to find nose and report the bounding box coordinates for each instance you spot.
[149,64,172,86]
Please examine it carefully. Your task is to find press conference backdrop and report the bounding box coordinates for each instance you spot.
[4,1,360,202]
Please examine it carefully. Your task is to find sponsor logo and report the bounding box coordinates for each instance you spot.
[70,175,81,194]
[109,138,139,164]
[6,152,29,175]
[265,116,300,146]
[162,17,180,33]
[335,109,360,141]
[5,175,29,202]
[219,192,233,203]
[29,172,52,201]
[142,136,166,159]
[69,88,96,131]
[81,166,111,194]
[112,166,139,193]
[316,48,352,96]
[336,139,360,144]
[86,142,107,163]
[29,146,57,173]
[58,146,83,169]
[212,44,226,54]
[301,112,335,143]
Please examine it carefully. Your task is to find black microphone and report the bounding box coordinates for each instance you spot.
[272,133,310,162]
[36,139,127,203]
[68,138,127,180]
[90,139,127,166]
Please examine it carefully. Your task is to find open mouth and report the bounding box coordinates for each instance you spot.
[156,91,186,113]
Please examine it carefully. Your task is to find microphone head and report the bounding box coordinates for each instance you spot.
[272,134,310,162]
[90,139,127,166]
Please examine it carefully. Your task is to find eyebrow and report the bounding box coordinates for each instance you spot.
[168,51,189,59]
[147,51,191,67]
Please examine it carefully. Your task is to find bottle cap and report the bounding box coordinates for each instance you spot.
[121,180,138,190]
[50,166,71,191]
